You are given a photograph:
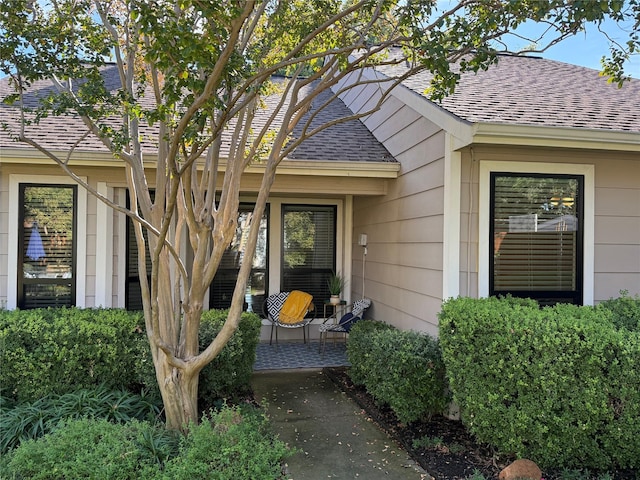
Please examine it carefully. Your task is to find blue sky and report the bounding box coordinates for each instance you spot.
[497,17,640,79]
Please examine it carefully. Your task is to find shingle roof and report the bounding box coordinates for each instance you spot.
[383,53,640,133]
[0,67,394,162]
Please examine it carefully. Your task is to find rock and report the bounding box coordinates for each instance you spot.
[498,459,542,480]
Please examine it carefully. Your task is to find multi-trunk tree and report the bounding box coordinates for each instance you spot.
[1,0,638,431]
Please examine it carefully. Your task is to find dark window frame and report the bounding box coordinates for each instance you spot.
[209,203,270,313]
[489,172,584,305]
[17,183,78,309]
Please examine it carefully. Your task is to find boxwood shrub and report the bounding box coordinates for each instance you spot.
[597,290,640,332]
[198,309,262,406]
[347,320,448,423]
[438,296,640,470]
[1,308,262,407]
[0,308,153,402]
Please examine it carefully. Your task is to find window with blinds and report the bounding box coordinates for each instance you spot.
[282,205,336,308]
[125,191,154,311]
[210,205,269,313]
[490,173,583,305]
[18,184,77,309]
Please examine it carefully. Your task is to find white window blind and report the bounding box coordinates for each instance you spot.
[282,205,336,305]
[491,174,582,304]
[19,184,76,308]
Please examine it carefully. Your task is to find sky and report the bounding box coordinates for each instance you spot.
[496,16,640,79]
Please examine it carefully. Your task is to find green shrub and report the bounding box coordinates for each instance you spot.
[0,405,290,480]
[0,386,161,454]
[0,417,168,479]
[0,308,261,407]
[160,405,291,480]
[0,308,154,403]
[347,321,448,423]
[198,310,261,406]
[346,320,395,385]
[598,290,640,331]
[438,296,640,470]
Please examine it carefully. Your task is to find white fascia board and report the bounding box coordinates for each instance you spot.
[244,160,400,178]
[348,67,474,149]
[1,149,400,178]
[351,66,640,153]
[471,123,640,152]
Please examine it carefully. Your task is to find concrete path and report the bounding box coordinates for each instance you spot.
[251,369,429,480]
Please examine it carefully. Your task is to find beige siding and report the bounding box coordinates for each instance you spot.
[461,146,640,303]
[339,80,446,336]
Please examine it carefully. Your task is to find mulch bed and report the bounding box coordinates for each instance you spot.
[323,366,638,480]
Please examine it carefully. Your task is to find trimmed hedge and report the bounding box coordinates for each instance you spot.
[598,290,640,332]
[198,309,262,405]
[0,308,153,402]
[0,308,262,407]
[347,320,448,423]
[438,296,640,470]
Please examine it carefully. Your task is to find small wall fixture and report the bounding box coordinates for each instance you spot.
[358,233,368,247]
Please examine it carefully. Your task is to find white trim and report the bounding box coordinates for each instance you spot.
[344,195,354,302]
[478,161,595,305]
[95,182,113,307]
[442,134,461,300]
[7,175,88,309]
[266,197,345,300]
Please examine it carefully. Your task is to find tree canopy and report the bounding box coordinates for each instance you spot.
[1,0,638,430]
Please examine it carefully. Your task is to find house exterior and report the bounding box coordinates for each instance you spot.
[339,54,640,336]
[1,55,639,339]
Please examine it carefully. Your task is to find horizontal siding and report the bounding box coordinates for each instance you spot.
[341,79,446,333]
[462,145,640,303]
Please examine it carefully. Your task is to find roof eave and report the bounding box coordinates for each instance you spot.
[0,148,401,178]
[386,77,640,153]
[468,123,640,152]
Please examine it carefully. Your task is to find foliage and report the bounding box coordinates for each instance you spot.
[0,418,170,479]
[0,405,290,479]
[327,271,346,295]
[347,321,448,423]
[0,386,161,454]
[159,405,291,480]
[2,0,638,429]
[597,290,640,331]
[0,308,154,403]
[438,296,640,470]
[198,310,261,406]
[346,320,395,385]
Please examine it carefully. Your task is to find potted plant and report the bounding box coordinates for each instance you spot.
[327,272,346,304]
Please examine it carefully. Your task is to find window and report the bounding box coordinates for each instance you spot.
[18,184,77,309]
[125,192,153,311]
[282,205,336,306]
[490,173,584,305]
[210,205,269,313]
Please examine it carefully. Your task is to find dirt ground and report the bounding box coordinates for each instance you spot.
[323,367,638,480]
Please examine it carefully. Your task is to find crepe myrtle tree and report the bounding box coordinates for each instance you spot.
[1,0,637,431]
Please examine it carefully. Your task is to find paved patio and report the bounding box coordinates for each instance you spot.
[253,341,350,371]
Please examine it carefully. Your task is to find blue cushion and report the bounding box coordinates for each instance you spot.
[338,312,361,332]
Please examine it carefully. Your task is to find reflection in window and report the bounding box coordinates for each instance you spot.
[490,174,583,305]
[282,205,336,306]
[19,184,76,308]
[210,205,268,313]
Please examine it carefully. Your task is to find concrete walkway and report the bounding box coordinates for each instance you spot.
[251,369,429,480]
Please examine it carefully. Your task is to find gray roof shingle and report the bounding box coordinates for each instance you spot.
[383,53,640,133]
[0,67,394,162]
